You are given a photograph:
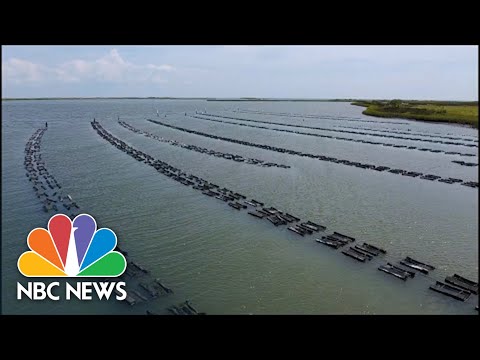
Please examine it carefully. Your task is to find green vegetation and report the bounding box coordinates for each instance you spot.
[352,100,478,128]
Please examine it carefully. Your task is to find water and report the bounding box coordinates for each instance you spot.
[2,99,478,314]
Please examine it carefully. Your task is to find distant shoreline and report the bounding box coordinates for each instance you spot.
[205,99,351,102]
[1,97,350,102]
[2,97,476,103]
[2,97,209,101]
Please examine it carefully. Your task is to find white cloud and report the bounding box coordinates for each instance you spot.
[2,58,48,83]
[3,48,176,85]
[147,64,175,72]
[2,46,477,99]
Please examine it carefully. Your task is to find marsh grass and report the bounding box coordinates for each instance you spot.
[353,100,478,128]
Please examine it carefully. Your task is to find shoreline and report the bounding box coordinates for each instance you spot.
[352,101,478,129]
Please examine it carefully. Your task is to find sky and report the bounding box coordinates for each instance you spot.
[2,45,478,100]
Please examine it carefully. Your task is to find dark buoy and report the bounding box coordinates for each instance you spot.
[45,122,48,128]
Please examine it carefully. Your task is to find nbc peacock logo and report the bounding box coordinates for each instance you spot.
[18,213,127,277]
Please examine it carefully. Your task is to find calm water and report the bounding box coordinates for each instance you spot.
[2,99,478,314]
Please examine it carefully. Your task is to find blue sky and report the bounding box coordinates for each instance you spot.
[2,45,478,100]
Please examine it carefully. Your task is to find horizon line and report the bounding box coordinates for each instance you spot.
[2,97,478,102]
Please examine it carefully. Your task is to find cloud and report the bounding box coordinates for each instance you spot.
[3,49,176,85]
[2,46,477,99]
[2,58,49,83]
[147,64,175,72]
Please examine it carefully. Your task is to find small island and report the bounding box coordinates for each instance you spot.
[352,100,478,128]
